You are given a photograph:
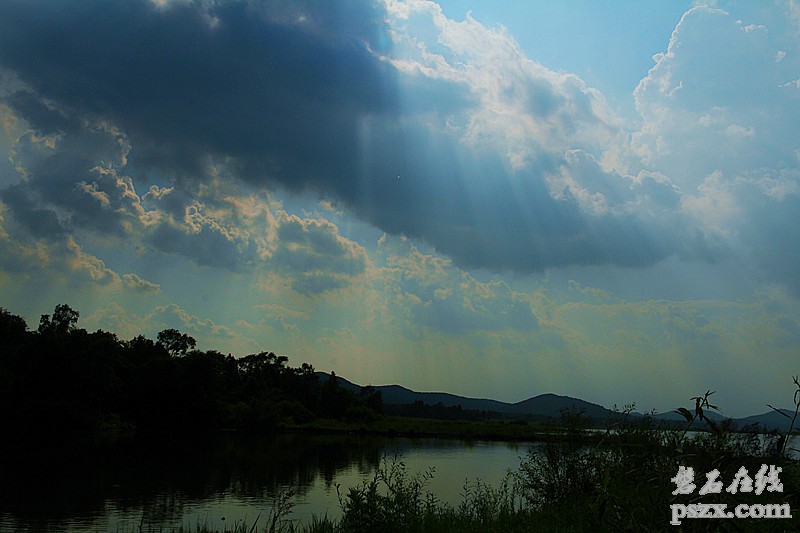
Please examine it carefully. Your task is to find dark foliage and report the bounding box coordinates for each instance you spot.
[0,304,382,433]
[384,400,500,421]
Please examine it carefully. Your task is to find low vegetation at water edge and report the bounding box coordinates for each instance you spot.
[132,385,800,533]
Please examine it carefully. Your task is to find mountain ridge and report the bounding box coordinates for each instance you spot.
[316,372,797,431]
[318,372,626,422]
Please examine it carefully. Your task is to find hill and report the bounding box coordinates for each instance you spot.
[735,409,797,433]
[317,372,616,421]
[317,372,799,430]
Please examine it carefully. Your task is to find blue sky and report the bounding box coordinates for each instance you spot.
[435,0,693,111]
[1,0,799,417]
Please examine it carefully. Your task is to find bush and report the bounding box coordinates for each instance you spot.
[515,407,604,509]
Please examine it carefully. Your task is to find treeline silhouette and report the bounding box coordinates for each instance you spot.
[383,400,506,421]
[0,304,382,432]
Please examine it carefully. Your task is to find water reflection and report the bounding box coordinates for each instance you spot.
[0,432,530,532]
[0,431,390,531]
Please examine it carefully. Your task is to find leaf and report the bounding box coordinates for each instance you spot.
[695,403,704,419]
[767,404,792,419]
[676,407,694,423]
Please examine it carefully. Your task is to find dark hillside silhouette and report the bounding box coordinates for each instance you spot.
[0,305,381,433]
[317,371,615,422]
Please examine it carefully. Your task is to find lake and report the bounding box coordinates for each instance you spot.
[0,431,536,532]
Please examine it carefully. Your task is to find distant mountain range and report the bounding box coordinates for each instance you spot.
[317,372,798,432]
[650,408,798,432]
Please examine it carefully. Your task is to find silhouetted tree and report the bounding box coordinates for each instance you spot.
[320,372,354,419]
[157,328,196,356]
[126,334,164,356]
[37,304,80,335]
[360,385,383,414]
[0,307,27,341]
[1,303,383,432]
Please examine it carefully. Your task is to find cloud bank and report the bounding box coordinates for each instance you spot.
[0,0,744,279]
[0,0,799,416]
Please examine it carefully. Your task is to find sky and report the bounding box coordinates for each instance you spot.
[1,0,799,418]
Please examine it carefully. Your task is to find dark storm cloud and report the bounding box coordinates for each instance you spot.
[269,213,368,294]
[149,221,246,271]
[0,0,397,181]
[0,0,680,273]
[5,91,81,135]
[352,122,670,271]
[0,184,66,239]
[3,129,134,237]
[740,189,800,297]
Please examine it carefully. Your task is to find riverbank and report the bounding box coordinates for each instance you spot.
[281,415,557,442]
[106,422,800,533]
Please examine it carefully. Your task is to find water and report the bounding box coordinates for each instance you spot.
[0,432,534,532]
